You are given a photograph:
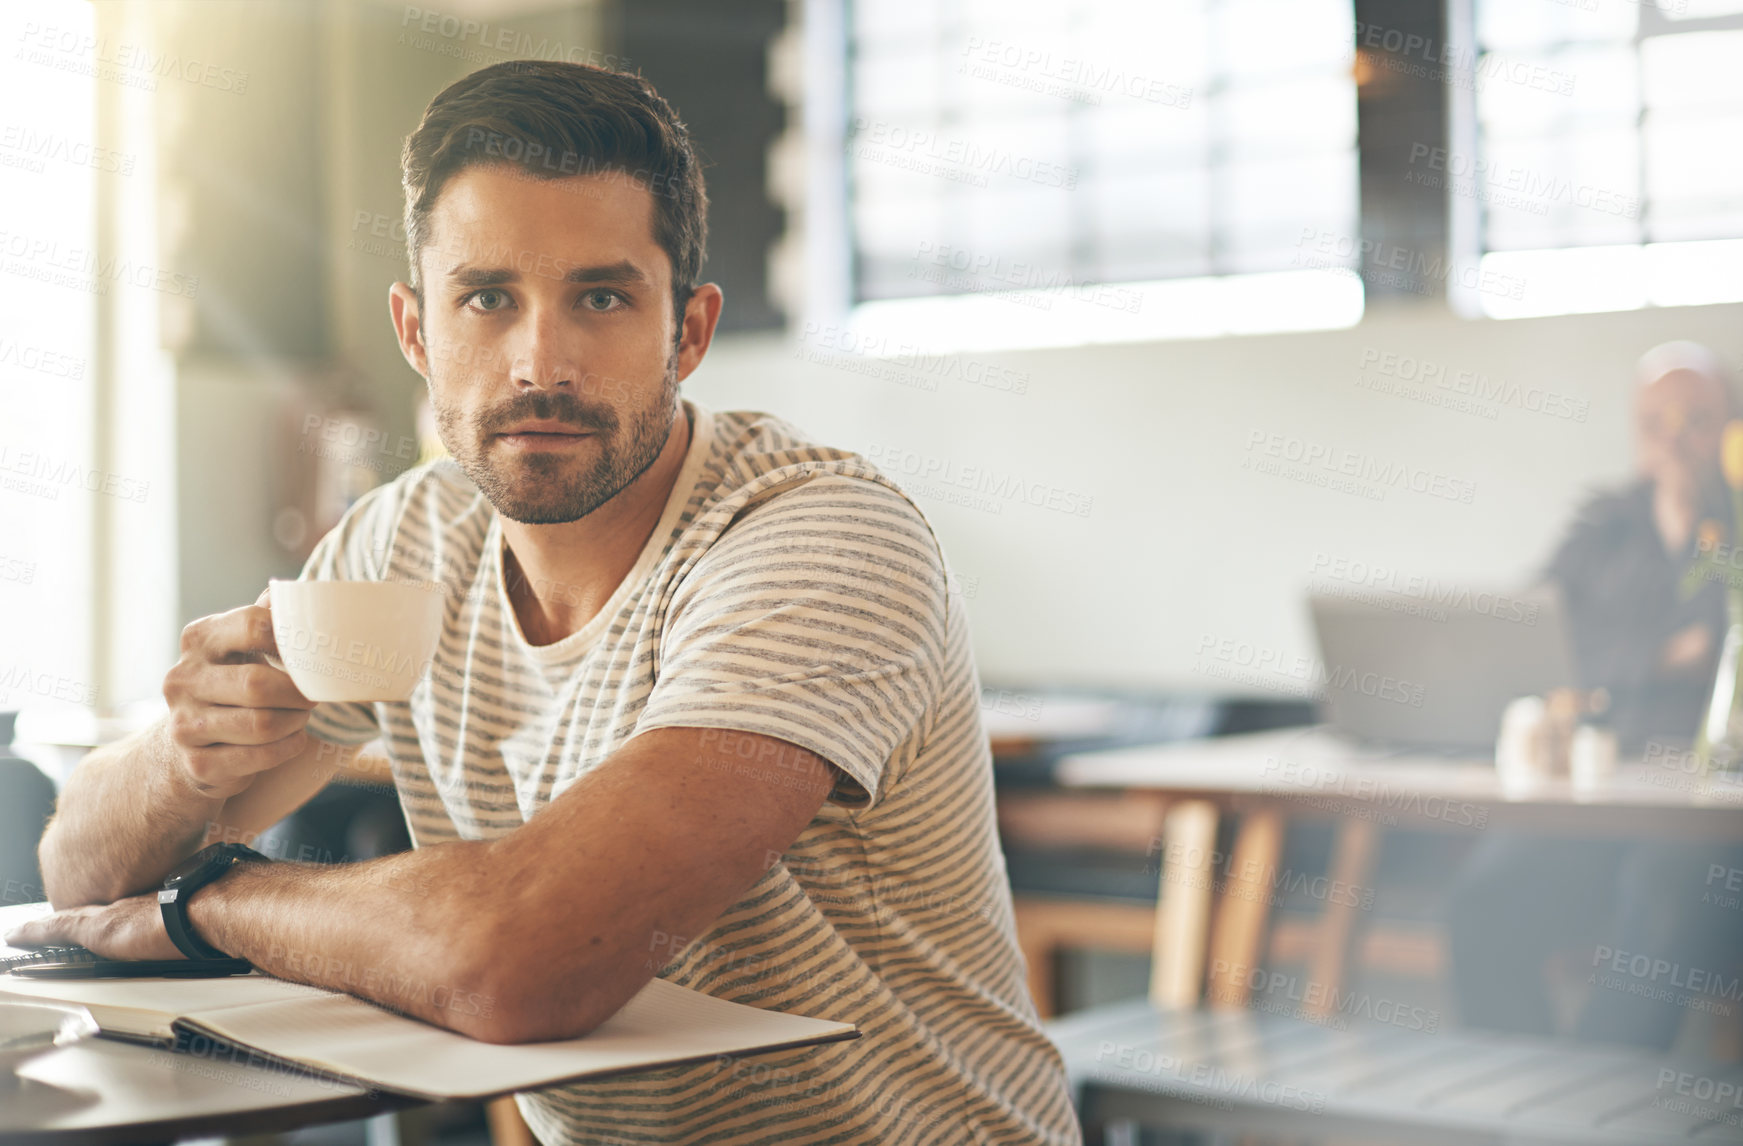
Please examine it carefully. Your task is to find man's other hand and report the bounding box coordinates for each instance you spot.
[1660,622,1715,673]
[4,894,184,961]
[162,588,319,801]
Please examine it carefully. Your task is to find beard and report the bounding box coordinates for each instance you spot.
[432,350,681,525]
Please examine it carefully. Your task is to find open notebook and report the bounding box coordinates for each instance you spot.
[0,903,856,1101]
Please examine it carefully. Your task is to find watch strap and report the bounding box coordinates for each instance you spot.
[158,885,229,959]
[158,843,268,960]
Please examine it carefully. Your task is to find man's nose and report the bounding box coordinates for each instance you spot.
[509,309,578,390]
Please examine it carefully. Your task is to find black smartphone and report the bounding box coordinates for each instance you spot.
[11,957,253,978]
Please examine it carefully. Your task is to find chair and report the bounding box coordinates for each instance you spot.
[1004,791,1411,1019]
[1041,797,1743,1144]
[0,713,56,904]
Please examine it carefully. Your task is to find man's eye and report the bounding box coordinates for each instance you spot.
[465,288,510,311]
[581,289,623,312]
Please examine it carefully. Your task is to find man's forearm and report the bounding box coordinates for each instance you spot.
[39,721,226,909]
[186,843,523,1041]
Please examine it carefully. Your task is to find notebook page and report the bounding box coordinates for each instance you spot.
[0,973,336,1040]
[185,976,858,1100]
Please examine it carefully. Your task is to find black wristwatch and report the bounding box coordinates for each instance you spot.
[158,842,269,960]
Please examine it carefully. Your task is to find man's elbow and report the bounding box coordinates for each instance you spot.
[447,978,613,1045]
[435,941,592,1039]
[446,947,619,1045]
[453,1006,602,1046]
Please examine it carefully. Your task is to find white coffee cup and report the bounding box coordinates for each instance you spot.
[267,579,445,702]
[1570,724,1618,790]
[1495,694,1551,792]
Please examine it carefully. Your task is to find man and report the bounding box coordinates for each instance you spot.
[1447,342,1743,1049]
[1549,340,1736,749]
[13,60,1080,1145]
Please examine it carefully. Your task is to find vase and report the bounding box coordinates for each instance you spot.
[1695,588,1743,775]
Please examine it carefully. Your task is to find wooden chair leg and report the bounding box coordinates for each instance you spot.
[1150,798,1219,1009]
[1015,911,1059,1020]
[1711,983,1743,1060]
[1205,809,1285,1008]
[1304,817,1380,1023]
[486,1095,537,1146]
[1013,897,1163,1018]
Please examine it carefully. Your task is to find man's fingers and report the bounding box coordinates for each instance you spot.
[5,911,78,948]
[193,661,316,712]
[180,732,311,790]
[3,920,40,945]
[183,603,280,663]
[173,701,311,747]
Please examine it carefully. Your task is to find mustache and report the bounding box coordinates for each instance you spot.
[476,392,619,436]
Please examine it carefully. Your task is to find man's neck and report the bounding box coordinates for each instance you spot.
[499,403,693,646]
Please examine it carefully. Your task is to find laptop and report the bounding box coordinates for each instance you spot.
[1307,586,1578,752]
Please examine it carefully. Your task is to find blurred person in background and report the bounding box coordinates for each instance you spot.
[1448,341,1743,1049]
[1552,340,1735,749]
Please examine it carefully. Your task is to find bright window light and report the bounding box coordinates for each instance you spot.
[1475,247,1647,319]
[843,0,1361,348]
[0,0,98,719]
[1666,0,1743,19]
[1470,0,1743,319]
[1476,239,1743,319]
[1646,238,1743,307]
[846,268,1364,354]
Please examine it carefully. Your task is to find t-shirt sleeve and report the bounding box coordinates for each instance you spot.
[294,481,405,747]
[636,472,949,810]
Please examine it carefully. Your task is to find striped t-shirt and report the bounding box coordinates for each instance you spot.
[297,399,1080,1145]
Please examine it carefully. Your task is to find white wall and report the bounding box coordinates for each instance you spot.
[684,298,1743,694]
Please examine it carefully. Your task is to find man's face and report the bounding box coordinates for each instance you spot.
[1634,367,1732,490]
[411,164,682,525]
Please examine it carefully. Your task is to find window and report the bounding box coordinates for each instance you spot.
[1,0,176,756]
[839,0,1364,350]
[0,0,99,725]
[1468,0,1743,317]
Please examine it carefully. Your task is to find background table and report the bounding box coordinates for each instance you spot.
[1055,725,1743,1011]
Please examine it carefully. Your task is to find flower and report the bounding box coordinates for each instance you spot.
[1723,420,1743,491]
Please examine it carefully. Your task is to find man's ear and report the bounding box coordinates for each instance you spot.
[388,282,430,379]
[674,283,724,385]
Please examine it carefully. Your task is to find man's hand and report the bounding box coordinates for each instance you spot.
[1661,622,1715,673]
[4,894,185,961]
[37,588,352,913]
[163,588,318,801]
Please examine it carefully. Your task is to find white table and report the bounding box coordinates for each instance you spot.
[0,900,413,1145]
[0,1032,410,1146]
[1058,725,1743,836]
[1054,726,1743,1009]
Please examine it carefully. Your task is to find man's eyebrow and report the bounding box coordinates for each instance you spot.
[444,259,651,288]
[563,260,650,286]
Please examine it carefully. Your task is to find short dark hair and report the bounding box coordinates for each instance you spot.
[400,59,708,326]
